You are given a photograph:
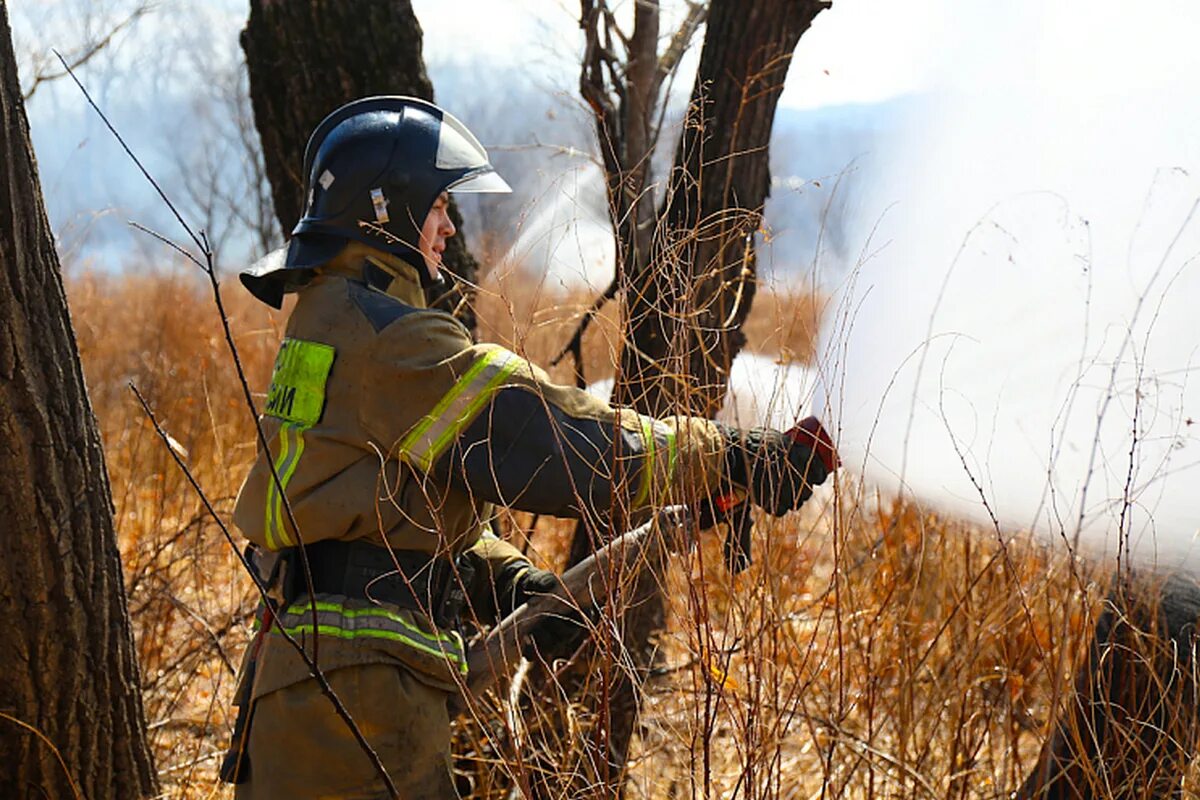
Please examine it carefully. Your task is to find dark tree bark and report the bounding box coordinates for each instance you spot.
[241,0,482,328]
[608,0,827,782]
[619,0,828,418]
[1017,572,1200,800]
[0,6,157,799]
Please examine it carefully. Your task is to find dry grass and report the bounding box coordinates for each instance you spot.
[70,265,1109,799]
[70,266,285,790]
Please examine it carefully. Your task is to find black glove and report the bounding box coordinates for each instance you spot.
[508,566,559,609]
[720,419,833,517]
[504,566,591,661]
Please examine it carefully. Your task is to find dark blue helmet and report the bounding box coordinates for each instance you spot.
[241,96,510,308]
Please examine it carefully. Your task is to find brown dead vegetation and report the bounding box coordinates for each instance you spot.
[70,264,1107,799]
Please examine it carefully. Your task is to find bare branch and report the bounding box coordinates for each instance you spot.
[653,1,708,97]
[23,4,153,101]
[549,275,622,387]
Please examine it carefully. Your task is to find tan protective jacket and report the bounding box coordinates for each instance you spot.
[232,245,727,694]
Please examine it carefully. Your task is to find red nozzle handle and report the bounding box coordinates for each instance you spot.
[713,492,739,513]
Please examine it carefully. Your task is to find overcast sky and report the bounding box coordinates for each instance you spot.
[409,0,1200,108]
[18,0,1199,123]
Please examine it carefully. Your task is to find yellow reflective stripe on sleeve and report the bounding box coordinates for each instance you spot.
[634,418,657,507]
[275,425,306,547]
[634,417,678,508]
[263,423,291,550]
[264,424,305,549]
[273,600,468,674]
[399,349,522,471]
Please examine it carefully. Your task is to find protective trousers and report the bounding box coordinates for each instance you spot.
[235,663,458,800]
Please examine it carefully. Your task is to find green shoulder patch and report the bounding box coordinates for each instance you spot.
[264,338,336,427]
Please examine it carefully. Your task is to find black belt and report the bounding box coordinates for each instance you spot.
[280,540,473,628]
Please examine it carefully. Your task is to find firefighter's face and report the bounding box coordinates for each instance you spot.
[419,192,456,280]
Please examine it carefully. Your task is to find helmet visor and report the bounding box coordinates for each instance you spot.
[436,108,511,193]
[448,169,512,193]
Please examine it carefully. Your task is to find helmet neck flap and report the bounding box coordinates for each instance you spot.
[314,242,430,308]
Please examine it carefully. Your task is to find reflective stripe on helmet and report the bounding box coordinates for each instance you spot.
[271,599,468,675]
[446,169,512,194]
[633,416,678,508]
[399,349,522,472]
[262,338,336,550]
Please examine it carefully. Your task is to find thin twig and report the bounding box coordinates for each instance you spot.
[549,276,621,386]
[0,712,84,800]
[128,221,206,270]
[55,49,205,255]
[24,5,153,101]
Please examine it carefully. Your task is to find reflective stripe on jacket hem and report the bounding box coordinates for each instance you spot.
[271,599,468,675]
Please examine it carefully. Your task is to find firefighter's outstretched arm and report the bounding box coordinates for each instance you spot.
[418,339,837,525]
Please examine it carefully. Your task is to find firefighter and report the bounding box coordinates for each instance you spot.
[223,96,837,799]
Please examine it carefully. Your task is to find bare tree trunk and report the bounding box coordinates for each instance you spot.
[1016,572,1200,800]
[579,0,667,290]
[620,0,828,418]
[241,0,481,328]
[0,6,157,798]
[608,0,827,788]
[545,3,829,796]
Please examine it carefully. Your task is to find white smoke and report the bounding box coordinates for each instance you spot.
[503,161,616,291]
[813,1,1200,569]
[588,353,815,432]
